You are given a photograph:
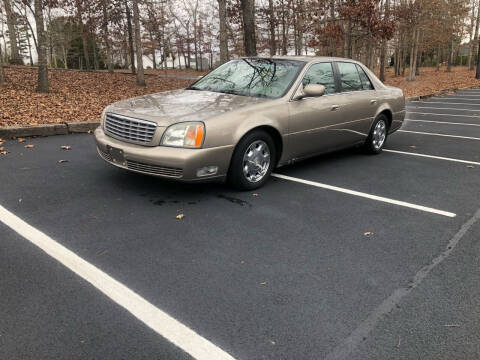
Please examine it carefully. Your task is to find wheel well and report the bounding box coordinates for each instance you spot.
[240,126,283,165]
[379,110,393,129]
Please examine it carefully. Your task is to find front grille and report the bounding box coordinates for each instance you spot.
[97,147,113,162]
[126,160,183,178]
[105,113,157,144]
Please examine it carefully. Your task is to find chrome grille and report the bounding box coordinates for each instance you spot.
[97,147,113,162]
[105,113,156,144]
[126,160,183,178]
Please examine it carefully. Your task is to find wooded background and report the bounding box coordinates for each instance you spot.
[1,0,480,92]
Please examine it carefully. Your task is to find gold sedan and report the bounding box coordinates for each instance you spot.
[94,56,405,190]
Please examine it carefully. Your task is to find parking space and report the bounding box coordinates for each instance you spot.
[1,89,480,360]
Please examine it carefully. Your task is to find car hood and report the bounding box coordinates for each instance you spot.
[106,89,271,126]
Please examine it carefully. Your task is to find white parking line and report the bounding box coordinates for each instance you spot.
[405,119,480,127]
[445,94,480,97]
[0,204,236,360]
[407,112,480,118]
[271,173,456,218]
[384,149,480,166]
[398,130,480,140]
[432,97,480,101]
[406,106,480,112]
[409,101,480,106]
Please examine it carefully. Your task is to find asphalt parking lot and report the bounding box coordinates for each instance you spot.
[1,89,480,360]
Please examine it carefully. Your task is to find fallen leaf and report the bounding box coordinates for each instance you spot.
[17,138,25,143]
[58,159,69,163]
[364,232,373,236]
[260,282,267,285]
[61,145,71,150]
[24,144,34,148]
[176,214,184,219]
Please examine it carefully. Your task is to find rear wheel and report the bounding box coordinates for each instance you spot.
[364,114,388,154]
[228,131,276,190]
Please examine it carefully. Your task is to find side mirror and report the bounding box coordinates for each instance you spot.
[293,84,326,100]
[304,84,325,97]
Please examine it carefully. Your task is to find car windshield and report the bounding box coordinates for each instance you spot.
[188,59,305,99]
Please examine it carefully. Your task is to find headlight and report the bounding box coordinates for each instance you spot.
[161,122,205,148]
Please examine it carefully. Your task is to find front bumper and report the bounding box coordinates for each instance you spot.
[94,127,234,181]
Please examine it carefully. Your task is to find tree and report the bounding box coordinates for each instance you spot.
[477,35,480,78]
[101,0,114,72]
[268,0,276,56]
[132,0,145,86]
[0,42,5,84]
[2,0,23,64]
[125,0,136,73]
[218,0,228,63]
[34,0,48,92]
[240,0,257,56]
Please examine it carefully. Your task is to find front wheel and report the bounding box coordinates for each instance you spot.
[228,131,276,190]
[364,114,388,154]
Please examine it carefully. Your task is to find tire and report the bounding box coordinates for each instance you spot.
[228,130,276,190]
[364,114,389,154]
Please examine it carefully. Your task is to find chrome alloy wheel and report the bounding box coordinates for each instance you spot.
[242,140,271,183]
[372,119,387,150]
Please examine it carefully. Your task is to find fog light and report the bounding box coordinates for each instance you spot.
[196,166,218,177]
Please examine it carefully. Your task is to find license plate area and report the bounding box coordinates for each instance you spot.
[107,146,126,164]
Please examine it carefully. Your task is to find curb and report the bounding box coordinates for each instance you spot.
[0,121,99,139]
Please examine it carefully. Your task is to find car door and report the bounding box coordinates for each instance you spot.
[334,62,378,143]
[287,62,353,159]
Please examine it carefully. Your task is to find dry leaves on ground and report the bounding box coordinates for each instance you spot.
[24,144,34,148]
[383,66,480,98]
[176,214,185,219]
[0,66,193,127]
[60,145,71,150]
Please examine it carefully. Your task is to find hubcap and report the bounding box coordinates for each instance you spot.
[242,140,271,183]
[372,120,386,150]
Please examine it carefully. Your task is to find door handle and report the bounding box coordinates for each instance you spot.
[370,99,377,104]
[331,105,340,111]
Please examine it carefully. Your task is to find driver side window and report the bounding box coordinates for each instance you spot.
[302,62,336,95]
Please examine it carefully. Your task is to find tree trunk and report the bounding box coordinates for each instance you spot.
[3,0,22,64]
[379,0,390,81]
[408,28,418,81]
[218,0,229,63]
[476,37,480,78]
[240,0,257,56]
[0,44,5,84]
[471,1,480,71]
[297,0,304,56]
[34,0,48,92]
[75,0,91,71]
[101,0,114,73]
[132,0,145,86]
[268,0,276,56]
[415,31,423,76]
[125,0,136,74]
[447,35,453,72]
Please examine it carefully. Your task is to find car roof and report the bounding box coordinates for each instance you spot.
[244,55,359,63]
